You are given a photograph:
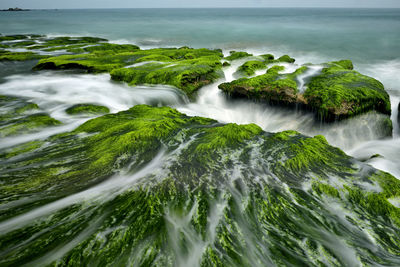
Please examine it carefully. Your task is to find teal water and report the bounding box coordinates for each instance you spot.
[1,8,400,266]
[1,8,400,63]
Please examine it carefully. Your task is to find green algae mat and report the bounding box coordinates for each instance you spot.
[1,104,400,266]
[0,34,391,122]
[1,34,399,266]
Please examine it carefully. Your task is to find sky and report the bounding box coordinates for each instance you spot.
[1,0,399,9]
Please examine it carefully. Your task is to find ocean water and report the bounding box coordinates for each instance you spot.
[1,8,399,63]
[1,8,400,266]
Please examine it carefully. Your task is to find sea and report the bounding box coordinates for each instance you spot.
[1,8,400,266]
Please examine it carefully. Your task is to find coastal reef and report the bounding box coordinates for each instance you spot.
[0,95,61,137]
[219,60,391,122]
[65,103,110,116]
[1,105,400,266]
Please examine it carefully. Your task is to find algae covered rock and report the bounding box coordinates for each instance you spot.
[276,54,295,63]
[236,60,267,76]
[0,51,49,61]
[219,60,391,122]
[219,65,306,105]
[66,103,110,115]
[110,56,223,95]
[0,95,61,137]
[225,51,253,61]
[1,105,400,266]
[305,63,391,120]
[34,44,224,95]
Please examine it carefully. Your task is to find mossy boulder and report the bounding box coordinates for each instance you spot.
[219,60,391,122]
[235,60,267,76]
[219,65,306,105]
[0,51,48,61]
[260,53,274,61]
[224,51,253,61]
[110,56,223,95]
[1,105,400,266]
[0,95,61,137]
[305,64,391,120]
[34,45,223,95]
[0,113,61,137]
[66,103,110,115]
[277,54,295,63]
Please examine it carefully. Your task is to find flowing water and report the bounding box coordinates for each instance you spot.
[1,8,400,266]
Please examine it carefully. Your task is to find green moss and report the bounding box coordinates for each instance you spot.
[218,65,304,104]
[65,103,110,115]
[0,34,31,41]
[134,54,172,63]
[2,104,400,266]
[34,47,223,95]
[236,60,266,76]
[224,51,253,61]
[0,140,43,159]
[40,44,89,52]
[312,182,340,198]
[15,103,39,113]
[195,123,262,153]
[10,40,36,47]
[345,184,400,227]
[260,53,275,61]
[0,113,61,137]
[219,59,391,122]
[277,55,295,63]
[330,59,354,70]
[267,132,353,174]
[305,64,391,120]
[0,51,48,61]
[44,36,107,46]
[111,55,223,95]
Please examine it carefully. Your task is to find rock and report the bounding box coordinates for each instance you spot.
[0,51,48,61]
[34,43,224,95]
[277,54,295,63]
[235,60,267,76]
[219,60,391,122]
[1,105,400,266]
[0,95,60,137]
[65,103,110,115]
[398,102,400,126]
[224,51,253,61]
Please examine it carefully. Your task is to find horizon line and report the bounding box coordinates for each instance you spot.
[2,7,400,10]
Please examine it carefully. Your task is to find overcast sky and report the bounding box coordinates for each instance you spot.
[1,0,399,9]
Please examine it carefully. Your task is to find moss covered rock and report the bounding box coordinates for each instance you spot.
[66,103,110,115]
[0,95,61,137]
[34,45,223,95]
[277,54,295,63]
[0,34,42,41]
[1,105,400,266]
[0,51,49,61]
[110,56,223,95]
[305,64,391,120]
[224,51,253,61]
[219,65,306,105]
[219,60,391,122]
[235,60,267,76]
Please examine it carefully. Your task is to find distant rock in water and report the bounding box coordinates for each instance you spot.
[1,7,30,11]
